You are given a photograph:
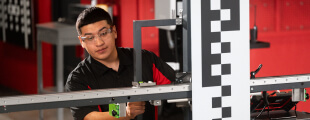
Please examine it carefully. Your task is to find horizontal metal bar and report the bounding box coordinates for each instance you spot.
[250,82,310,93]
[167,98,191,103]
[250,74,310,93]
[250,74,310,86]
[133,19,176,27]
[0,83,191,113]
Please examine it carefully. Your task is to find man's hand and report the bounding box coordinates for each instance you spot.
[126,101,146,119]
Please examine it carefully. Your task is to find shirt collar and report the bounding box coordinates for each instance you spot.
[86,47,133,75]
[87,55,110,75]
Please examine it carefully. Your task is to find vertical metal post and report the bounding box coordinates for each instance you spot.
[133,21,142,83]
[133,19,178,120]
[37,39,44,120]
[182,0,192,120]
[182,0,191,72]
[57,40,64,120]
[133,20,146,120]
[22,0,28,49]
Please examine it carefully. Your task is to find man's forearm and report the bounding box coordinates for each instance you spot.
[84,111,130,120]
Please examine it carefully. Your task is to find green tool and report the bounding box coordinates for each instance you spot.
[109,103,119,118]
[109,103,126,118]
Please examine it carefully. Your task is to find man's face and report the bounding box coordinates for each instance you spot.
[78,20,117,61]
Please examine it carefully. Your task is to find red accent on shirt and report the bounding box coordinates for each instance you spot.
[153,63,171,120]
[152,63,171,85]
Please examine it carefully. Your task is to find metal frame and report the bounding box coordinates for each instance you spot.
[250,74,310,93]
[132,19,182,120]
[0,83,191,113]
[182,0,191,72]
[133,19,179,83]
[132,16,191,120]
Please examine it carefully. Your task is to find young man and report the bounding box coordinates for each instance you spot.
[65,7,175,120]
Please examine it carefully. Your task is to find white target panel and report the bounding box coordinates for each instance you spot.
[191,0,250,119]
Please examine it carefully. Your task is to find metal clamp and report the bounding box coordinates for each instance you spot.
[132,81,156,88]
[176,18,182,25]
[292,88,306,102]
[149,100,161,106]
[178,9,183,18]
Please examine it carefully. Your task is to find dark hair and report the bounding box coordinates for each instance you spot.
[76,7,113,35]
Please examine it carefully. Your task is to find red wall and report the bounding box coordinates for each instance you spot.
[250,0,310,112]
[117,0,159,55]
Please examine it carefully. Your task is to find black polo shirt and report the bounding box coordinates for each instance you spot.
[65,47,175,120]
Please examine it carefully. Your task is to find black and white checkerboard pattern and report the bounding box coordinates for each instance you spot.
[0,0,33,49]
[201,0,240,119]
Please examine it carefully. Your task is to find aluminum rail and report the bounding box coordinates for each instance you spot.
[250,74,310,93]
[0,83,191,113]
[2,74,310,113]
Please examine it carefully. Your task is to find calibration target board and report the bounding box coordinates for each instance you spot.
[0,0,33,49]
[191,0,249,119]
